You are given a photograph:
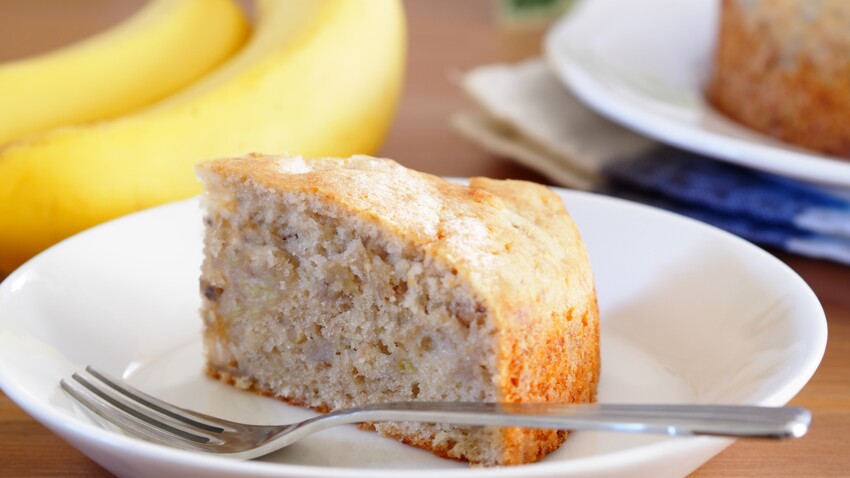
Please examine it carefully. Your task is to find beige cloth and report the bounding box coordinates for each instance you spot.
[452,58,657,190]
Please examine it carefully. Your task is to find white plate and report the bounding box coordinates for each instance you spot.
[0,190,826,478]
[545,0,850,187]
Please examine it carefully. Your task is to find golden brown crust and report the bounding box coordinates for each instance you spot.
[380,428,483,464]
[706,0,850,157]
[197,154,599,465]
[466,178,599,464]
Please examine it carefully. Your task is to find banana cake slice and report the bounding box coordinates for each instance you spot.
[196,154,599,466]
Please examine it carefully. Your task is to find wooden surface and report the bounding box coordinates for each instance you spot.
[1,1,849,476]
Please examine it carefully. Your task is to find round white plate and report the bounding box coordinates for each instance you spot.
[545,0,850,187]
[0,191,826,478]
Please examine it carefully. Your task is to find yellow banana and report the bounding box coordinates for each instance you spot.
[0,0,406,274]
[0,0,248,145]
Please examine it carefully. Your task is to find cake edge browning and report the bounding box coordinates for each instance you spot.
[469,177,599,465]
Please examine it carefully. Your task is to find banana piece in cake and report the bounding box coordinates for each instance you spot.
[196,154,600,466]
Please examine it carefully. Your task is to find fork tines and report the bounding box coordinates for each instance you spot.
[60,367,229,447]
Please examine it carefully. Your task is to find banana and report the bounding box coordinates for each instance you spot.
[0,0,248,145]
[0,0,406,274]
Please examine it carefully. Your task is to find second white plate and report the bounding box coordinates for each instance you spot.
[545,0,850,187]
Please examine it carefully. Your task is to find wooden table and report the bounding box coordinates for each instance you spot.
[1,1,848,476]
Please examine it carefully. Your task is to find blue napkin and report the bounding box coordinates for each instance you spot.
[599,148,850,264]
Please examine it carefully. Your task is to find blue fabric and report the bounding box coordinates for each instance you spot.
[598,184,805,249]
[601,148,850,225]
[596,148,850,264]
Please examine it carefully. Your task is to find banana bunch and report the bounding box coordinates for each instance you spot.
[0,0,406,274]
[0,0,249,145]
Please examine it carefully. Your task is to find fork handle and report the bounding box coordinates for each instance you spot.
[308,402,810,439]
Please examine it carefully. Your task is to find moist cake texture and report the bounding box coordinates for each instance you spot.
[196,154,599,465]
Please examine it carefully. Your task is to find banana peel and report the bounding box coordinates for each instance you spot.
[0,0,249,144]
[0,0,406,274]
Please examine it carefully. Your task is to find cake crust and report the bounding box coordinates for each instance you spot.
[197,154,600,465]
[706,0,850,157]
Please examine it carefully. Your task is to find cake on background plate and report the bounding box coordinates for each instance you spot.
[707,0,850,157]
[196,154,600,466]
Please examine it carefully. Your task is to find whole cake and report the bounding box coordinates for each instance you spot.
[196,154,600,466]
[706,0,850,157]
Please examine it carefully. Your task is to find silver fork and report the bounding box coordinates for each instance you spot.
[60,366,811,460]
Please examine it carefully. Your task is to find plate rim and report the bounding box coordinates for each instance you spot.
[0,191,828,477]
[544,0,850,187]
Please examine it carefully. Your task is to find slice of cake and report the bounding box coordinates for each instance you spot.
[196,154,599,466]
